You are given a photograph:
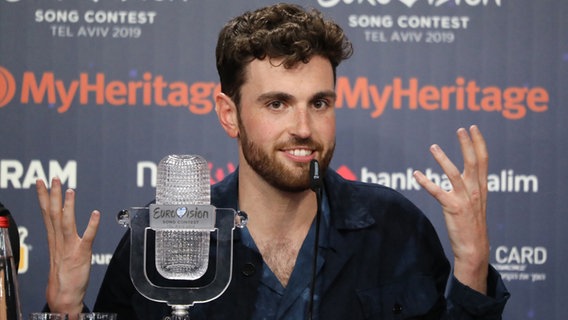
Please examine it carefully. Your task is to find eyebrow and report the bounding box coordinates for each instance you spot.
[311,90,337,102]
[256,90,337,104]
[256,91,295,104]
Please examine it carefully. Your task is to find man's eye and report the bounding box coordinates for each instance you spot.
[314,99,330,109]
[268,101,284,109]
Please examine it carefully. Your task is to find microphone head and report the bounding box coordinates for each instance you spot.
[154,154,211,280]
[156,154,210,205]
[310,159,322,191]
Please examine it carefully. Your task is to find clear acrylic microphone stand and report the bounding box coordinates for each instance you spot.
[117,207,247,320]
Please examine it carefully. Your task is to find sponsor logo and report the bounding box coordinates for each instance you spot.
[18,227,30,274]
[493,245,548,283]
[34,9,157,39]
[335,77,549,121]
[137,161,538,194]
[360,166,539,193]
[1,67,220,114]
[319,0,502,8]
[0,67,16,108]
[91,253,113,266]
[336,165,358,181]
[2,0,187,3]
[210,162,237,184]
[0,66,549,120]
[324,0,503,45]
[150,204,215,230]
[35,9,157,25]
[0,159,77,189]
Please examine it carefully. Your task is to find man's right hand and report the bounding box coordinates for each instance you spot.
[36,177,100,319]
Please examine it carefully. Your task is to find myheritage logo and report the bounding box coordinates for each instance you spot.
[0,66,16,108]
[0,66,219,114]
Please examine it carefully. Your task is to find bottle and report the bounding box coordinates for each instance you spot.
[0,215,22,320]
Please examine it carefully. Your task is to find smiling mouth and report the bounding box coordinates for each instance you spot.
[286,148,313,157]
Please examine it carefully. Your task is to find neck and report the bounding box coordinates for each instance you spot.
[237,165,317,238]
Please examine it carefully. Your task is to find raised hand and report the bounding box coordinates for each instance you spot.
[36,177,101,319]
[413,125,490,294]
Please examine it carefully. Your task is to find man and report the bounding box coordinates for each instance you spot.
[36,3,509,319]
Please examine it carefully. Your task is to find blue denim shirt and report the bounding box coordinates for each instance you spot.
[240,191,330,320]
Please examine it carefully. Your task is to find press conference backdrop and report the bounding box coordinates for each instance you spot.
[0,0,566,318]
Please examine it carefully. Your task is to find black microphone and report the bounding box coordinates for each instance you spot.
[308,159,323,320]
[310,159,322,192]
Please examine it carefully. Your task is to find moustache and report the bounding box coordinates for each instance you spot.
[276,137,323,151]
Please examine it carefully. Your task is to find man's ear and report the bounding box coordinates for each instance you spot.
[215,92,239,138]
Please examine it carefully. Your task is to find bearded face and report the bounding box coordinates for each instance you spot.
[238,118,335,192]
[234,56,337,192]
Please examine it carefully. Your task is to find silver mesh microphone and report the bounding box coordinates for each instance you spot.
[154,155,211,280]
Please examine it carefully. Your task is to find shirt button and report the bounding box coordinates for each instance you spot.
[392,303,403,314]
[242,262,256,276]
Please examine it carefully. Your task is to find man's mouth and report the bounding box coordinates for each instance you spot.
[286,148,314,157]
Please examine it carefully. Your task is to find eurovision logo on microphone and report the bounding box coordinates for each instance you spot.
[149,204,216,230]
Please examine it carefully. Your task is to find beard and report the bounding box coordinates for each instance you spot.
[238,122,335,193]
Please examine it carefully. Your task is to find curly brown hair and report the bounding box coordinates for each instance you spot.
[215,3,353,106]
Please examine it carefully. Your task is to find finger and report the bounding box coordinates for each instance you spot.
[36,179,53,228]
[413,170,447,205]
[457,128,480,194]
[469,125,489,210]
[429,144,466,195]
[48,177,66,257]
[457,127,477,176]
[469,125,489,184]
[61,188,79,240]
[36,179,56,253]
[80,210,101,250]
[48,177,63,227]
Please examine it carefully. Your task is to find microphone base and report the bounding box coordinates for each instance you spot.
[163,305,190,320]
[125,207,237,306]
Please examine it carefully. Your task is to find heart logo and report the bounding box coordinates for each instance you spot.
[176,207,187,218]
[398,0,419,7]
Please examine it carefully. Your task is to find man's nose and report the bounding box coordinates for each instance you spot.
[290,107,312,138]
